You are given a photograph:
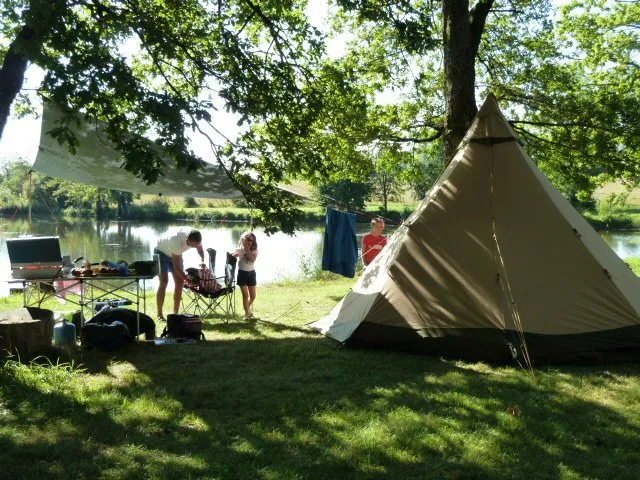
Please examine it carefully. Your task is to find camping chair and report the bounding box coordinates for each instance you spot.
[182,248,237,321]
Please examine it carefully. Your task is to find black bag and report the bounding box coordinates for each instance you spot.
[80,321,132,350]
[87,308,156,340]
[129,260,157,275]
[185,267,200,285]
[162,313,204,340]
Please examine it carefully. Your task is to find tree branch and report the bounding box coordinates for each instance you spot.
[512,124,576,152]
[510,119,597,129]
[469,0,495,58]
[381,128,443,143]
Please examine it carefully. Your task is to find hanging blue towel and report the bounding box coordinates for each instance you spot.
[322,208,358,278]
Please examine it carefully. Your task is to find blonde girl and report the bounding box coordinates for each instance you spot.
[233,231,258,319]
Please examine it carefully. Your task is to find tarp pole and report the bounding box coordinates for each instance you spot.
[28,170,32,228]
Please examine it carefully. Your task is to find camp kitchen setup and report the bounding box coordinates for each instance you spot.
[6,235,158,342]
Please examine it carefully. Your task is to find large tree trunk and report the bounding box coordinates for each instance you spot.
[0,25,37,139]
[96,197,105,220]
[117,191,133,219]
[0,0,63,140]
[442,0,493,163]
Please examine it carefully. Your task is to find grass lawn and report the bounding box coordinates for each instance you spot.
[2,275,640,479]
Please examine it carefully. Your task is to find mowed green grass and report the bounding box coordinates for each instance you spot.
[2,272,640,479]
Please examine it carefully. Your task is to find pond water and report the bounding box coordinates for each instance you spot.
[0,218,380,296]
[0,218,638,297]
[600,231,640,259]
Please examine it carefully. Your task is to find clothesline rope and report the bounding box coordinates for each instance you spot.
[280,182,404,226]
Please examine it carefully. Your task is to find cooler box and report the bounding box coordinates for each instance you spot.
[6,236,63,280]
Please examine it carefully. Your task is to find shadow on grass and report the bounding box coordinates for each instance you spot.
[198,316,318,337]
[2,336,640,479]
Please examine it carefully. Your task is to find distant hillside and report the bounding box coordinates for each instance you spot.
[594,182,640,206]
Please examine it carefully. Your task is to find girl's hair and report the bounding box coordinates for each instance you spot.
[239,231,257,250]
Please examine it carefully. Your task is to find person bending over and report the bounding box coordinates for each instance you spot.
[154,228,205,321]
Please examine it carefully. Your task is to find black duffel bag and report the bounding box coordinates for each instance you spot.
[86,308,156,340]
[81,321,131,350]
[162,313,204,341]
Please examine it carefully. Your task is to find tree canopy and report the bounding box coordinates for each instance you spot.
[1,0,335,232]
[1,0,639,232]
[321,0,640,204]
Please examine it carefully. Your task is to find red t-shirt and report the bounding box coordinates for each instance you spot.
[362,233,387,265]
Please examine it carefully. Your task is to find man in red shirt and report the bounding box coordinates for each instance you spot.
[362,217,387,266]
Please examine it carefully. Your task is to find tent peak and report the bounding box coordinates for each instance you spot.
[477,93,500,117]
[458,93,517,146]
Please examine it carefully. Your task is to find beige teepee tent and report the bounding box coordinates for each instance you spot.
[312,94,640,363]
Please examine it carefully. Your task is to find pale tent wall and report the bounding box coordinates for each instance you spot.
[314,97,516,346]
[33,104,245,199]
[382,143,508,334]
[340,119,519,359]
[491,140,640,335]
[521,151,640,319]
[313,94,640,362]
[312,136,504,342]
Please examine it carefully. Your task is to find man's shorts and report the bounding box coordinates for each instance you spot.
[154,248,182,274]
[237,269,257,287]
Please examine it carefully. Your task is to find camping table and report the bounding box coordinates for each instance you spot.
[7,274,154,341]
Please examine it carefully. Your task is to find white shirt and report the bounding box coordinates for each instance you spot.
[236,248,257,271]
[156,229,191,256]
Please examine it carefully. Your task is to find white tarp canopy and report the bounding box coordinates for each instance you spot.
[33,103,245,199]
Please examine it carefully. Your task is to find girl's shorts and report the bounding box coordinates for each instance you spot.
[237,269,257,287]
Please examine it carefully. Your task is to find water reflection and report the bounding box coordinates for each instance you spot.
[599,231,640,259]
[0,218,341,296]
[2,217,636,298]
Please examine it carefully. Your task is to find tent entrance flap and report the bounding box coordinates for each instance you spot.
[33,104,245,199]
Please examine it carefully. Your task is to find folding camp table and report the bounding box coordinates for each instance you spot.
[7,274,154,341]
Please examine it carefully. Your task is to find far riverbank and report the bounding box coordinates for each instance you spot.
[5,201,640,232]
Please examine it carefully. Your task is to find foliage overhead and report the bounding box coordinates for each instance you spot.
[369,146,409,211]
[1,0,347,233]
[316,178,372,211]
[2,0,640,232]
[324,0,640,202]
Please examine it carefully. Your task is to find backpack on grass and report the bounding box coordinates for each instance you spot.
[80,321,131,350]
[87,308,156,340]
[162,313,205,341]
